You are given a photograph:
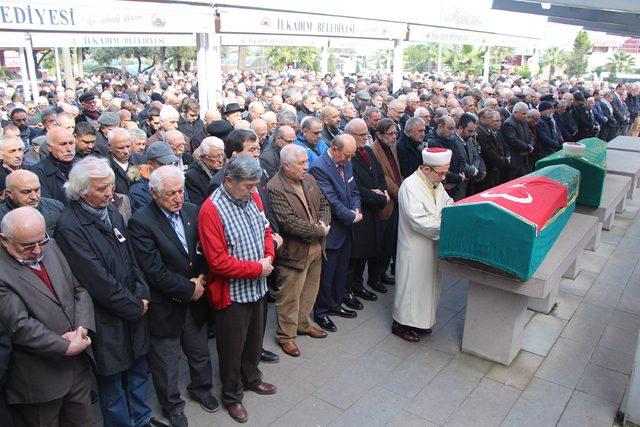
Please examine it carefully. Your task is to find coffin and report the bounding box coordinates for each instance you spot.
[535,137,607,207]
[439,165,580,281]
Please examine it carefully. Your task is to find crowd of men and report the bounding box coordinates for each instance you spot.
[0,66,638,426]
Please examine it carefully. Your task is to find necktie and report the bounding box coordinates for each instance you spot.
[170,213,189,254]
[337,165,345,182]
[358,147,371,167]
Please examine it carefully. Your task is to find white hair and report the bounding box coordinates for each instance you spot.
[65,156,115,201]
[261,111,276,122]
[248,101,264,113]
[344,118,367,134]
[149,165,184,193]
[0,135,22,152]
[280,143,307,167]
[159,105,180,122]
[200,136,224,156]
[513,102,529,113]
[129,128,147,141]
[107,127,131,144]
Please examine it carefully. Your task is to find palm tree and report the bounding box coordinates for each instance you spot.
[539,47,569,79]
[608,51,636,74]
[264,47,320,71]
[443,45,484,74]
[404,43,439,73]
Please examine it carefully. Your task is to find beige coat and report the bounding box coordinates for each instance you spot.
[393,169,453,329]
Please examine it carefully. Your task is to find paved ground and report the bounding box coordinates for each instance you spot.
[96,198,640,426]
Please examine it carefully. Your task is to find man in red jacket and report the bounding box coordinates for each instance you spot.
[198,155,276,424]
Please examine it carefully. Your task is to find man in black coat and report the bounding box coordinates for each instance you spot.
[178,98,206,153]
[128,166,219,427]
[185,136,225,206]
[54,156,155,427]
[501,102,534,181]
[30,127,76,206]
[396,117,427,178]
[535,101,563,161]
[425,117,464,190]
[612,84,630,138]
[554,100,578,143]
[345,119,387,307]
[476,108,510,192]
[107,128,133,195]
[259,126,296,180]
[572,92,597,141]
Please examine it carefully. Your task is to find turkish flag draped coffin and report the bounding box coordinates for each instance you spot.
[439,165,580,281]
[536,137,607,207]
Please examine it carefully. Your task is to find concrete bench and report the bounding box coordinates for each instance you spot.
[575,174,632,250]
[608,135,640,153]
[440,213,598,366]
[606,149,640,199]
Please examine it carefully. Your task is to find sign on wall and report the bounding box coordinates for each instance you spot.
[220,34,326,48]
[217,6,406,40]
[0,0,214,33]
[30,32,196,48]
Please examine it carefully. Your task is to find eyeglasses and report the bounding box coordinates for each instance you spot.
[311,131,323,135]
[383,131,398,136]
[10,232,50,251]
[351,132,370,137]
[341,151,356,159]
[390,108,405,114]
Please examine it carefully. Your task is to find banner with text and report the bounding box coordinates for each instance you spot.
[31,32,195,48]
[0,0,214,33]
[216,6,406,40]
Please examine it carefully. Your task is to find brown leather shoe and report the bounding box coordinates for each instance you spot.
[392,326,420,343]
[298,326,328,339]
[280,340,301,357]
[227,402,248,423]
[245,381,277,395]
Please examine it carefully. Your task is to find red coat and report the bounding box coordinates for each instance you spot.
[198,192,275,310]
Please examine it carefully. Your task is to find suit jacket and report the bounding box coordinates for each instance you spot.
[109,156,131,195]
[535,116,562,159]
[267,170,331,270]
[476,125,508,191]
[613,92,630,127]
[371,140,403,220]
[395,133,423,179]
[128,201,207,337]
[501,115,533,176]
[0,241,94,404]
[259,142,282,180]
[572,103,597,141]
[309,152,361,250]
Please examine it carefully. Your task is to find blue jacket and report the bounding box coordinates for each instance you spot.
[309,152,361,250]
[536,116,562,158]
[294,134,329,166]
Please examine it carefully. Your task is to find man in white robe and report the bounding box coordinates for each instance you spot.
[392,147,454,342]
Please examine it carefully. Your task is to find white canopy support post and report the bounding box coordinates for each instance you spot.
[321,40,329,75]
[24,36,38,102]
[385,48,391,73]
[437,42,443,73]
[54,48,61,86]
[61,47,74,89]
[206,33,222,115]
[392,39,403,94]
[196,33,209,116]
[18,47,31,102]
[483,45,491,83]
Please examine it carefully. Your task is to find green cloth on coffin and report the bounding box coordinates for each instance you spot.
[439,165,580,281]
[535,137,607,207]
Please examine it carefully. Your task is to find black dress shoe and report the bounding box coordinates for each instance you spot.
[314,315,337,332]
[412,327,433,335]
[330,305,357,318]
[260,349,280,364]
[190,393,220,413]
[166,413,188,427]
[354,287,377,301]
[369,282,387,294]
[381,273,395,285]
[343,292,364,310]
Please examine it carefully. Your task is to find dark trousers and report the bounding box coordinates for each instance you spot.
[216,298,265,407]
[97,356,151,427]
[348,257,379,290]
[378,211,398,278]
[314,236,352,316]
[150,307,213,416]
[12,356,92,427]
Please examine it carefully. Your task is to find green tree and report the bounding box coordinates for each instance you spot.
[443,45,485,75]
[404,43,439,73]
[89,47,156,73]
[608,51,636,74]
[539,47,569,79]
[265,47,320,71]
[166,46,196,71]
[566,30,591,77]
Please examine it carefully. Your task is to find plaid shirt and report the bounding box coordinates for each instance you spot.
[210,187,267,303]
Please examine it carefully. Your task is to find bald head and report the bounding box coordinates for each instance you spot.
[6,170,41,208]
[204,109,222,126]
[0,206,47,263]
[250,119,268,144]
[330,134,357,165]
[163,130,186,157]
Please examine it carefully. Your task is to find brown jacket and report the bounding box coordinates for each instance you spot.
[268,170,331,270]
[371,140,404,220]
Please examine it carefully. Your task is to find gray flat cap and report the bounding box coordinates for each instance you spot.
[97,111,120,126]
